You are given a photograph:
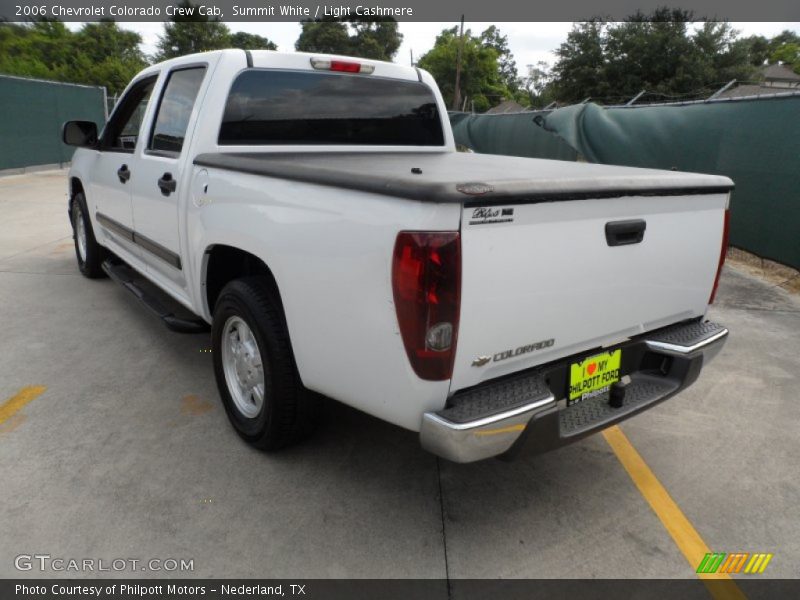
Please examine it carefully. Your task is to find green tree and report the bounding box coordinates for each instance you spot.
[155,1,278,59]
[155,0,230,60]
[417,27,508,112]
[551,20,608,102]
[521,61,555,108]
[0,15,283,93]
[72,20,148,94]
[738,35,771,66]
[603,13,700,98]
[692,22,759,85]
[480,26,518,93]
[0,21,64,80]
[771,43,800,73]
[767,30,800,54]
[0,19,147,94]
[295,19,352,55]
[229,32,277,51]
[1,19,74,73]
[551,11,761,104]
[76,20,146,64]
[767,30,800,74]
[349,18,402,60]
[295,17,402,61]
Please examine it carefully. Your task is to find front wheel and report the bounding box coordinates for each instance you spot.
[211,277,317,450]
[70,192,106,278]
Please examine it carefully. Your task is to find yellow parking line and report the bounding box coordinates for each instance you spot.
[0,385,47,426]
[602,425,747,600]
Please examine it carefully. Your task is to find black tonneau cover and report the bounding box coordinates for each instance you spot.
[193,152,733,204]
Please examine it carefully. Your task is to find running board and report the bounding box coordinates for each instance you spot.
[101,259,209,334]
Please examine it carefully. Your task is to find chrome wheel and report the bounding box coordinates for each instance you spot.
[221,316,265,419]
[75,206,87,262]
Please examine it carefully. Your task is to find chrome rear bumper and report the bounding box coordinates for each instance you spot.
[420,395,555,464]
[420,320,728,463]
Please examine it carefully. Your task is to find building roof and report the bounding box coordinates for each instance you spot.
[716,65,800,99]
[762,63,800,83]
[485,100,525,114]
[717,84,777,99]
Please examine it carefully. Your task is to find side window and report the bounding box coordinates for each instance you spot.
[101,76,157,152]
[148,67,206,155]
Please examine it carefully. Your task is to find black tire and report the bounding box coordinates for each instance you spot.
[211,276,317,450]
[70,192,107,278]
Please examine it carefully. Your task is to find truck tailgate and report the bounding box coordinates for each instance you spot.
[451,191,729,392]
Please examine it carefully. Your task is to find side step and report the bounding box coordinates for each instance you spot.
[102,259,209,334]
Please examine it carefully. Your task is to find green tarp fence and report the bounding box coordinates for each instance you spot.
[450,96,800,269]
[450,111,578,161]
[0,75,106,172]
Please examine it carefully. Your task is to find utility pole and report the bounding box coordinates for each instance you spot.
[452,15,465,111]
[410,48,414,67]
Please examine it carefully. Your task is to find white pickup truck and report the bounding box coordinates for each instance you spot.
[63,50,731,462]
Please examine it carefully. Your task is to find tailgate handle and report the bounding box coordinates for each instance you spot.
[605,219,646,246]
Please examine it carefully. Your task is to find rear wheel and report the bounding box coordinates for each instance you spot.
[211,277,317,450]
[70,192,106,278]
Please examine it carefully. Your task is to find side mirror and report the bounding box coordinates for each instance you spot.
[62,120,98,148]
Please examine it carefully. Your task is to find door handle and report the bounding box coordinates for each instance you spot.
[157,172,177,196]
[117,164,131,184]
[605,219,646,246]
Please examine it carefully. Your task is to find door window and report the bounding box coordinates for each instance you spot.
[148,67,206,155]
[101,76,157,152]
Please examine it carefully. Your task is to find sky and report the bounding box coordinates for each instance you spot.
[68,21,800,75]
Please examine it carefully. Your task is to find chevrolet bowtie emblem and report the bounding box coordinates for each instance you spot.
[471,356,491,367]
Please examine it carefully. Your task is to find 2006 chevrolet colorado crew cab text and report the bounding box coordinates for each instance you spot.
[62,50,731,462]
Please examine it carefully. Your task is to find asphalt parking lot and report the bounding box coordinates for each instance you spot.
[1,169,799,582]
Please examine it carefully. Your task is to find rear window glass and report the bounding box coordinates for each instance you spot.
[219,69,444,146]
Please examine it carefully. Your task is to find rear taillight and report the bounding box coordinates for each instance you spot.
[708,209,730,304]
[392,232,461,381]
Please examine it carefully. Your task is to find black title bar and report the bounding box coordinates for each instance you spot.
[5,580,800,600]
[0,0,798,22]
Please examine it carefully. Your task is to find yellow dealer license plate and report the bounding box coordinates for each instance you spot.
[568,349,622,405]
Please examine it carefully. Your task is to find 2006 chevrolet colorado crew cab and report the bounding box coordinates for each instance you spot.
[62,50,731,462]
